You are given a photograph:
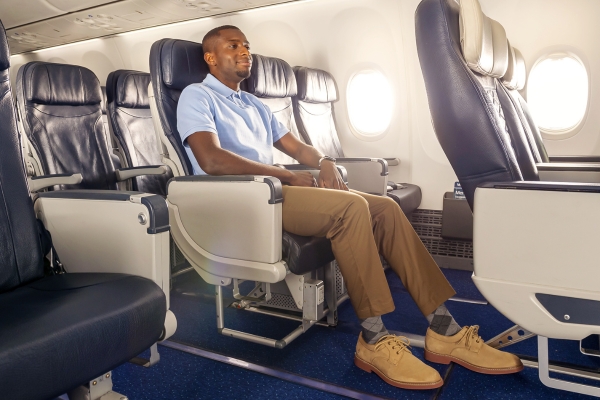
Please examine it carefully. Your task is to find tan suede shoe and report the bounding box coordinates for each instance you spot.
[424,326,523,374]
[355,333,443,390]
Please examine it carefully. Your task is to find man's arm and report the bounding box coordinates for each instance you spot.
[274,133,348,191]
[186,131,317,187]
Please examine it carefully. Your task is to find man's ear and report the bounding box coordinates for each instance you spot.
[204,52,216,66]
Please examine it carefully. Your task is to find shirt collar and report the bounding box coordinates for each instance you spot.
[203,73,241,98]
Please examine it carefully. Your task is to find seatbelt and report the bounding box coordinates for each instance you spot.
[37,220,65,275]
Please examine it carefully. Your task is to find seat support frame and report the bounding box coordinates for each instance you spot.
[216,262,341,349]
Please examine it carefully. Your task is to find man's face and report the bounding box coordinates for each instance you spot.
[206,29,252,81]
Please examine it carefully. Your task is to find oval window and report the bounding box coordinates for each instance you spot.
[346,70,393,137]
[527,55,588,133]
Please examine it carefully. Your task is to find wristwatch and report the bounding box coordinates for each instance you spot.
[318,155,336,167]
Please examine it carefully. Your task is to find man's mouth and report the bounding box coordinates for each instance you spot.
[237,60,252,67]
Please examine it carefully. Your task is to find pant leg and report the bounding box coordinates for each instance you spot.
[351,190,456,316]
[281,186,395,319]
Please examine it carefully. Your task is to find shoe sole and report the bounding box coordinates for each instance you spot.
[354,355,444,390]
[424,349,524,375]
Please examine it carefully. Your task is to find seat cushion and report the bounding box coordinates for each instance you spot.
[387,183,422,216]
[282,232,335,275]
[0,273,166,400]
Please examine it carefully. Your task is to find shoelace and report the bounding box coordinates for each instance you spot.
[464,325,482,348]
[375,335,412,355]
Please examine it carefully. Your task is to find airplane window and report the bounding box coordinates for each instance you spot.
[347,70,393,137]
[527,55,588,133]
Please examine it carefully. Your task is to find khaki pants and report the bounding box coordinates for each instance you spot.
[281,186,455,320]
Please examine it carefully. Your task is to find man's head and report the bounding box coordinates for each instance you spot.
[202,25,252,86]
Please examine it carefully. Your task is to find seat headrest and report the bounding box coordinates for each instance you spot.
[24,62,102,105]
[293,66,338,103]
[159,39,209,91]
[459,0,508,78]
[116,71,151,108]
[502,45,526,91]
[0,20,9,71]
[244,54,297,98]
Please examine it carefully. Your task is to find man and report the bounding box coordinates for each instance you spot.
[177,25,523,390]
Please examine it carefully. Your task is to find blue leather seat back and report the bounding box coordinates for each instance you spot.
[149,38,209,176]
[242,54,301,165]
[292,66,344,158]
[106,70,172,195]
[415,0,536,208]
[0,21,45,293]
[16,62,117,190]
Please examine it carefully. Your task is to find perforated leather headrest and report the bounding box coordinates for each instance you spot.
[502,45,526,91]
[24,62,102,106]
[159,39,209,91]
[244,54,297,98]
[0,20,10,71]
[116,71,150,108]
[459,0,508,78]
[293,66,338,103]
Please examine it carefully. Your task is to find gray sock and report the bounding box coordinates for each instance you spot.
[360,316,389,344]
[426,304,461,336]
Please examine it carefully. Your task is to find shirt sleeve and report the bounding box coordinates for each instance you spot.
[177,85,217,148]
[263,103,290,143]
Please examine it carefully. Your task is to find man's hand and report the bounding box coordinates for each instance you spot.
[287,171,318,187]
[318,161,348,191]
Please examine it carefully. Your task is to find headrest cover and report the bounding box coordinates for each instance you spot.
[244,54,297,98]
[25,62,102,106]
[502,45,526,90]
[293,66,338,103]
[0,20,10,71]
[161,39,209,91]
[459,0,508,78]
[116,71,150,108]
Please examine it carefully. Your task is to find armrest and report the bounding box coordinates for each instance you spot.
[34,190,171,304]
[549,155,600,163]
[28,173,83,192]
[536,162,600,183]
[384,157,400,166]
[473,182,600,339]
[116,165,169,182]
[166,175,287,284]
[334,158,388,195]
[281,164,349,183]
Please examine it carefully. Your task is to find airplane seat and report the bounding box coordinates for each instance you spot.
[292,65,422,215]
[417,0,600,395]
[16,62,119,190]
[13,60,175,349]
[241,54,300,165]
[106,69,173,195]
[0,19,167,400]
[149,38,345,348]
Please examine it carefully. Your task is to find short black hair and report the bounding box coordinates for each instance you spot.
[202,25,241,53]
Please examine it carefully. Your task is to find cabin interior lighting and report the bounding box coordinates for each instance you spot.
[528,55,588,133]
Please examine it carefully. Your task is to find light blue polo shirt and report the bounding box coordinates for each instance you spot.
[177,74,289,175]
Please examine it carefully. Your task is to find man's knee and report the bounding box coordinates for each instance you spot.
[343,191,371,217]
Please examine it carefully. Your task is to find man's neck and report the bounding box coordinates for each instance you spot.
[210,71,241,92]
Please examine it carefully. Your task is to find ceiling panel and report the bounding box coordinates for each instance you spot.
[1,0,64,29]
[5,0,299,54]
[46,0,118,12]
